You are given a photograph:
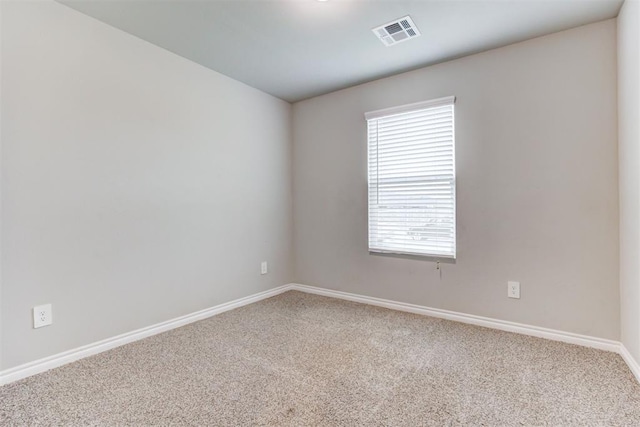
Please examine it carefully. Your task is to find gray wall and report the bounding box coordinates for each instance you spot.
[0,0,626,372]
[1,0,293,369]
[293,20,620,340]
[618,0,640,365]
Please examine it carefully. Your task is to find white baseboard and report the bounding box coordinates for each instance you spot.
[289,283,640,384]
[620,344,640,384]
[2,282,637,387]
[290,283,640,384]
[0,285,291,386]
[288,283,621,353]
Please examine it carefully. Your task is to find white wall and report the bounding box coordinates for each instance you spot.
[0,0,4,372]
[618,0,640,365]
[0,0,293,369]
[293,20,620,340]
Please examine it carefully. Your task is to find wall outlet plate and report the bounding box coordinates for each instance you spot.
[33,304,53,328]
[261,261,268,275]
[508,281,520,299]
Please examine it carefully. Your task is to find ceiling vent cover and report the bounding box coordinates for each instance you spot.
[372,16,421,47]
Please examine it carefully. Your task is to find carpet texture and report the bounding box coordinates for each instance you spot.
[1,290,639,426]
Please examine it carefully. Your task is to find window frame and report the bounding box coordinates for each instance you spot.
[365,96,457,259]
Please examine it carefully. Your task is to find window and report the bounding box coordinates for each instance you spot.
[366,96,456,258]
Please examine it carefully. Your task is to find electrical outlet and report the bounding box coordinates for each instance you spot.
[261,261,268,275]
[508,281,520,299]
[33,304,53,328]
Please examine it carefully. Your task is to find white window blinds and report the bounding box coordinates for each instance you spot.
[366,96,456,258]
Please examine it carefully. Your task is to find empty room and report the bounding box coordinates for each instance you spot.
[1,0,639,425]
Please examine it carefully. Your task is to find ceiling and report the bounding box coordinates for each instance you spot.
[59,0,623,103]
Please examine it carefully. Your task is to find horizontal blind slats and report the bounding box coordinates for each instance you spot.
[377,128,453,142]
[375,139,453,153]
[367,99,455,258]
[374,106,452,123]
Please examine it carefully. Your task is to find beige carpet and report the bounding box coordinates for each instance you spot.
[1,290,639,426]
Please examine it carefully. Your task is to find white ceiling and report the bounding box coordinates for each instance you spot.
[59,0,623,102]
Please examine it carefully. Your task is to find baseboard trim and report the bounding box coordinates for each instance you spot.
[288,283,621,353]
[620,345,640,384]
[0,285,291,386]
[2,282,637,386]
[290,283,640,383]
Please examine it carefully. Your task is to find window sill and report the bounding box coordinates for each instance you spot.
[369,249,456,263]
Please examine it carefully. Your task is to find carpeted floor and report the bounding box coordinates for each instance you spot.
[1,291,639,426]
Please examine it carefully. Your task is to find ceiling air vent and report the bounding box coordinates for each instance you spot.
[372,16,421,47]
